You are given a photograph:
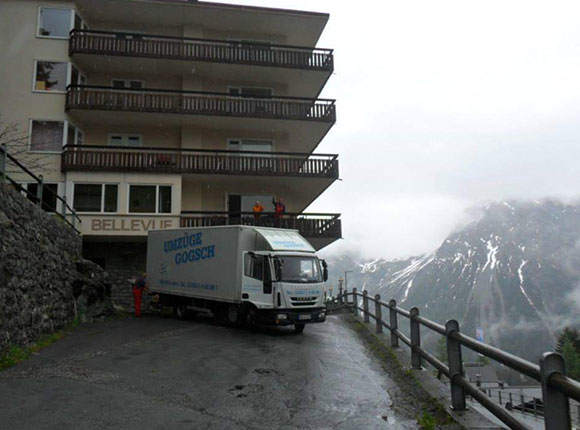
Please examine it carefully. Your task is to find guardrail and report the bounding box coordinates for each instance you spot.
[180,211,341,240]
[338,288,580,430]
[0,144,81,233]
[69,29,334,72]
[66,85,336,123]
[61,145,339,179]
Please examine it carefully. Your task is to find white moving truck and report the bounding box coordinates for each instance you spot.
[146,225,328,333]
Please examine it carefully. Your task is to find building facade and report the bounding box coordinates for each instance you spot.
[0,0,340,308]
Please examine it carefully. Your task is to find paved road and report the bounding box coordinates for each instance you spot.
[0,315,418,429]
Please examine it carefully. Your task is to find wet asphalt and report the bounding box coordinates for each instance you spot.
[0,315,418,429]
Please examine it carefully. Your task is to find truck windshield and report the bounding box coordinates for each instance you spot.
[278,256,323,283]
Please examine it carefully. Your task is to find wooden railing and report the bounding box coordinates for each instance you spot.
[180,211,342,240]
[339,289,580,430]
[66,85,336,123]
[69,29,334,72]
[61,145,339,179]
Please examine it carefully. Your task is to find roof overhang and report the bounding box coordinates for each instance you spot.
[74,0,329,47]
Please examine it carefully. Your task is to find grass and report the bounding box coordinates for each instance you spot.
[417,411,438,430]
[0,318,79,372]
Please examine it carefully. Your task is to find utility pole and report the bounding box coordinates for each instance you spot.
[344,270,353,304]
[344,270,353,291]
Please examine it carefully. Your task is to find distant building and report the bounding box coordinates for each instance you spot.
[0,0,341,307]
[464,363,502,389]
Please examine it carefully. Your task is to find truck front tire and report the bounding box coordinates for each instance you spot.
[246,306,258,331]
[294,323,306,334]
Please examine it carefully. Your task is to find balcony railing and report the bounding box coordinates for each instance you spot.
[61,145,339,179]
[66,85,336,123]
[69,29,334,72]
[180,211,342,240]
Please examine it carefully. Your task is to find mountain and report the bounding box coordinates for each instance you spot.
[327,200,580,362]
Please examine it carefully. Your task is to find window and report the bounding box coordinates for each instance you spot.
[30,121,81,151]
[158,186,172,213]
[229,39,271,49]
[228,139,273,153]
[30,120,64,152]
[112,80,143,89]
[38,8,73,38]
[108,134,142,147]
[25,183,59,212]
[228,87,272,98]
[73,184,118,213]
[67,123,83,146]
[73,13,86,30]
[76,129,84,145]
[277,256,323,284]
[70,65,86,86]
[34,61,68,92]
[129,185,172,214]
[244,254,265,281]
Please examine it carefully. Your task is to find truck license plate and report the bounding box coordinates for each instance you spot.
[298,314,311,320]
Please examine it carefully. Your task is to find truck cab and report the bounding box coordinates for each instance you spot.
[242,251,328,331]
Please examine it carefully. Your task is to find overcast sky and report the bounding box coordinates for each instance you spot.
[216,0,580,259]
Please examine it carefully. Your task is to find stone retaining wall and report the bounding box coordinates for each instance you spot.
[0,184,113,355]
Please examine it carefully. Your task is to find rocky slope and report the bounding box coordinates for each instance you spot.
[327,200,580,361]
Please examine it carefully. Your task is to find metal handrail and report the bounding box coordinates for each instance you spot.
[181,210,340,218]
[338,288,580,430]
[63,144,338,159]
[0,144,81,232]
[66,84,336,103]
[69,28,334,56]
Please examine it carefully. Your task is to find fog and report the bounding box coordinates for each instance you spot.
[215,0,580,259]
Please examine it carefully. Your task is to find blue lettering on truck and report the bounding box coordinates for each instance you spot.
[161,232,216,265]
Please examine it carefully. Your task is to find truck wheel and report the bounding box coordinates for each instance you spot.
[294,323,306,334]
[246,306,258,331]
[228,305,243,327]
[174,303,188,320]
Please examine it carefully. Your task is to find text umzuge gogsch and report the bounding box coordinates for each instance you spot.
[163,232,215,264]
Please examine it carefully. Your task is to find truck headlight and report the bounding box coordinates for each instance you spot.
[277,314,288,320]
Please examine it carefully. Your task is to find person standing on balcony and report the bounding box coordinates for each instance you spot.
[272,197,286,227]
[253,201,264,223]
[132,273,148,317]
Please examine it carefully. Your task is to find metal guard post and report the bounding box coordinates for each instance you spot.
[389,299,399,348]
[363,290,369,323]
[352,288,358,316]
[540,352,571,429]
[410,307,421,369]
[375,294,382,334]
[446,319,467,410]
[36,174,44,207]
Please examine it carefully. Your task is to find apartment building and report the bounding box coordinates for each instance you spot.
[0,0,340,306]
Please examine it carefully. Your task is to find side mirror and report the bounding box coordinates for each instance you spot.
[321,259,328,282]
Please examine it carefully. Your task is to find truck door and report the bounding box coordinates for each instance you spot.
[242,252,274,309]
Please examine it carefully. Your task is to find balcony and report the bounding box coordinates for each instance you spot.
[69,29,334,72]
[180,211,342,250]
[66,85,336,123]
[61,145,339,179]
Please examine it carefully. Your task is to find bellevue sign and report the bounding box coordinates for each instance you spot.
[82,216,179,235]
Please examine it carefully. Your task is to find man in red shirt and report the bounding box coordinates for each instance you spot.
[133,273,148,317]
